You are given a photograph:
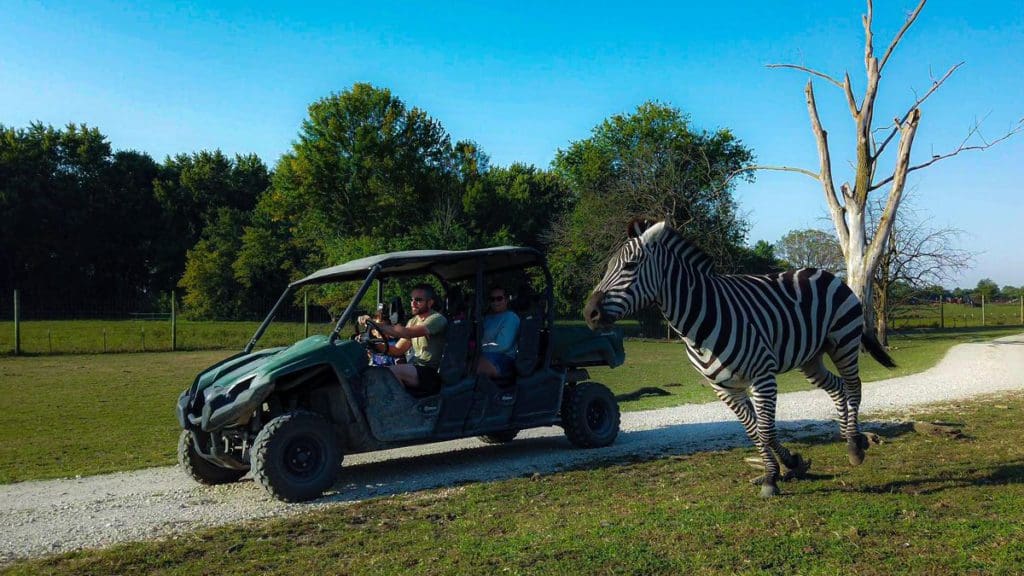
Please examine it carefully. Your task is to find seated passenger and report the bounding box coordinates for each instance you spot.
[477,286,520,378]
[365,305,397,367]
[359,284,447,396]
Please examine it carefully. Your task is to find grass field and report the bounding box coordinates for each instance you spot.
[0,319,337,355]
[889,301,1022,330]
[5,394,1023,574]
[1,327,1020,484]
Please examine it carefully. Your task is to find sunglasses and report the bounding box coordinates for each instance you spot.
[411,296,427,303]
[490,295,506,302]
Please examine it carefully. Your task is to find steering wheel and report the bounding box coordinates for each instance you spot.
[362,319,390,351]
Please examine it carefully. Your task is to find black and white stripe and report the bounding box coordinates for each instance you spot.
[584,220,895,497]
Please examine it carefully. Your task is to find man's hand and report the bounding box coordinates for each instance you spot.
[357,314,370,327]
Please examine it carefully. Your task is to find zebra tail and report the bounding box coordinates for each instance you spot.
[862,328,897,368]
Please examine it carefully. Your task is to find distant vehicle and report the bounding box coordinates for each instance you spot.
[177,247,625,501]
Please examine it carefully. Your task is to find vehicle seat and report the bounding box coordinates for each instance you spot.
[514,290,544,378]
[438,317,470,385]
[445,286,468,321]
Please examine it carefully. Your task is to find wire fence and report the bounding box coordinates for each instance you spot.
[4,290,1019,356]
[0,289,655,355]
[887,300,1024,331]
[0,289,336,355]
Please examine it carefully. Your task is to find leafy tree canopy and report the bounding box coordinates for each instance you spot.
[775,228,845,273]
[549,101,754,313]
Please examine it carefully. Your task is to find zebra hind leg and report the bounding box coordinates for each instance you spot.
[800,354,853,451]
[714,386,782,497]
[829,345,869,466]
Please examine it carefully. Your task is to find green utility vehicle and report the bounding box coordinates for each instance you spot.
[176,247,625,502]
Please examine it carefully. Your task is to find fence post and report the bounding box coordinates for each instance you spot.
[939,295,944,329]
[171,289,177,351]
[1020,293,1023,325]
[304,290,309,338]
[13,289,20,355]
[981,294,986,327]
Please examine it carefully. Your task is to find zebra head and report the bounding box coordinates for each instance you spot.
[584,218,668,331]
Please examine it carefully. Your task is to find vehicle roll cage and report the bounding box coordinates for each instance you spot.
[244,248,555,354]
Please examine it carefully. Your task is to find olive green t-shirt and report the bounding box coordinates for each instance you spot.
[407,312,447,368]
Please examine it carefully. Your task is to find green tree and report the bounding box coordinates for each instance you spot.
[975,278,1000,302]
[267,83,453,253]
[1002,285,1020,301]
[179,208,250,319]
[0,123,163,309]
[464,163,570,249]
[152,150,270,295]
[550,101,754,314]
[736,240,783,274]
[775,229,844,272]
[231,84,467,314]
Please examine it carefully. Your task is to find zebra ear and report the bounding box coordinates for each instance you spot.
[627,218,654,239]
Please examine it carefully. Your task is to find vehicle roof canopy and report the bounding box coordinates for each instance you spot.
[290,246,546,287]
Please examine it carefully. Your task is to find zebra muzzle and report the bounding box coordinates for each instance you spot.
[584,291,610,330]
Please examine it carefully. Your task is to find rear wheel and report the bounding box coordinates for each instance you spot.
[562,382,620,448]
[178,429,247,485]
[252,411,342,502]
[478,430,519,444]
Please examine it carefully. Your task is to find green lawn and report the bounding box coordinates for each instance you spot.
[590,326,1024,411]
[6,394,1023,575]
[889,301,1022,330]
[0,327,1020,484]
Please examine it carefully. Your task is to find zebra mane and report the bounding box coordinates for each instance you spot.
[638,221,716,275]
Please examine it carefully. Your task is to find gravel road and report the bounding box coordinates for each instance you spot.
[3,333,1023,564]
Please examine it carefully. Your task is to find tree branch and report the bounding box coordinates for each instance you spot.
[804,80,850,248]
[724,164,821,185]
[871,116,1024,191]
[873,62,964,161]
[865,108,920,275]
[879,0,928,72]
[766,64,845,90]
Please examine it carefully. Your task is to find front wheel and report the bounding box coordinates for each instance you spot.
[561,382,620,448]
[251,411,341,502]
[178,429,247,485]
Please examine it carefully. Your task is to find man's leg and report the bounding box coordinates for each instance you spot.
[389,364,420,389]
[476,357,499,378]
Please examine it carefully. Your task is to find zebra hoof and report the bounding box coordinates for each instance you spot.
[847,438,866,466]
[759,482,781,498]
[782,453,812,480]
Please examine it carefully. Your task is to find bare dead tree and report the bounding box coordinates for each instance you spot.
[869,194,973,344]
[728,0,1022,333]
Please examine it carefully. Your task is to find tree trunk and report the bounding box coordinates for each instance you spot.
[846,263,876,339]
[842,202,876,338]
[875,282,889,346]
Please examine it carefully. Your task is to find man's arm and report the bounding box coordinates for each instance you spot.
[381,323,431,339]
[387,338,412,357]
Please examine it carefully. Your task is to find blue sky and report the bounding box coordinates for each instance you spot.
[2,0,1022,287]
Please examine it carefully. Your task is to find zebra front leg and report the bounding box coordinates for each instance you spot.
[751,374,806,497]
[714,385,782,497]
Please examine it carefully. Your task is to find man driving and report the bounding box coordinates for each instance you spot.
[360,283,447,395]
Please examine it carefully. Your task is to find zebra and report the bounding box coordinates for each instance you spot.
[583,219,895,497]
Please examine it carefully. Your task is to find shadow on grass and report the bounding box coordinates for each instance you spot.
[805,460,1024,497]
[308,415,920,506]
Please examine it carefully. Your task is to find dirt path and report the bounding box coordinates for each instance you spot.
[3,334,1023,564]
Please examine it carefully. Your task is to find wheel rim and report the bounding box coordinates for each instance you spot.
[283,437,323,479]
[586,399,611,436]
